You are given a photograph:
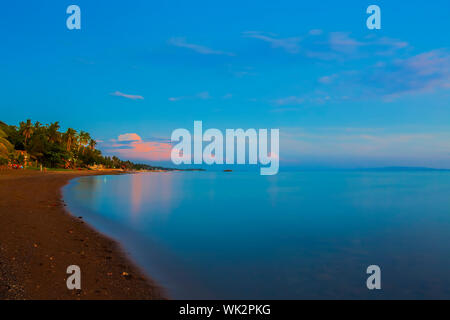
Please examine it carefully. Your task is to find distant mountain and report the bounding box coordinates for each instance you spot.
[359,167,450,172]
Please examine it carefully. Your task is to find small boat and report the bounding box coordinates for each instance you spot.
[223,169,232,172]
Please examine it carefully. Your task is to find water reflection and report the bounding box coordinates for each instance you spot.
[64,171,450,299]
[130,173,143,217]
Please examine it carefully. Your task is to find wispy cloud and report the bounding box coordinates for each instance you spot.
[273,96,304,106]
[328,32,363,54]
[318,74,338,84]
[275,50,450,104]
[243,31,302,54]
[271,107,301,113]
[111,91,144,100]
[322,49,450,100]
[75,57,95,65]
[226,65,257,78]
[169,91,212,102]
[243,30,409,60]
[308,29,323,36]
[197,91,211,99]
[168,37,235,56]
[371,50,450,99]
[372,37,409,56]
[272,91,334,108]
[305,32,408,60]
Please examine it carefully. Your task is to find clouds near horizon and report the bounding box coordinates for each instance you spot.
[280,127,450,167]
[102,133,172,162]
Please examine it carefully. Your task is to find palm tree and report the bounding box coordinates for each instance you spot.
[19,119,34,145]
[0,128,14,164]
[78,131,91,154]
[47,122,61,143]
[64,128,77,151]
[88,138,97,151]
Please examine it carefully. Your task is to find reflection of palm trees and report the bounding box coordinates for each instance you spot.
[73,176,102,205]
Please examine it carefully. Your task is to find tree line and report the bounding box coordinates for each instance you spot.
[0,120,159,170]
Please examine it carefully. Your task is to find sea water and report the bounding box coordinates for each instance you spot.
[63,170,450,299]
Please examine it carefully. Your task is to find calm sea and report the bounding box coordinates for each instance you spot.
[63,170,450,299]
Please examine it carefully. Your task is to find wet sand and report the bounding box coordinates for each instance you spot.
[0,170,166,300]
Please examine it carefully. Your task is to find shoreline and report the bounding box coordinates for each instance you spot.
[0,169,166,299]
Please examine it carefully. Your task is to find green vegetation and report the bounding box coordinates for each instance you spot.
[0,120,159,170]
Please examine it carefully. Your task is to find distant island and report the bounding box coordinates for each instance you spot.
[357,167,450,172]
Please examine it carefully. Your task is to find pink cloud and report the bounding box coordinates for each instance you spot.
[118,133,142,142]
[116,141,172,161]
[107,133,172,161]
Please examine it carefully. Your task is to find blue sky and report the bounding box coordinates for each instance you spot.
[1,1,450,168]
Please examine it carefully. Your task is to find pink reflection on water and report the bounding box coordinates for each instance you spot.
[130,173,143,216]
[128,172,176,220]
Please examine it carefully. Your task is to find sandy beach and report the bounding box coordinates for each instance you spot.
[0,169,165,300]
